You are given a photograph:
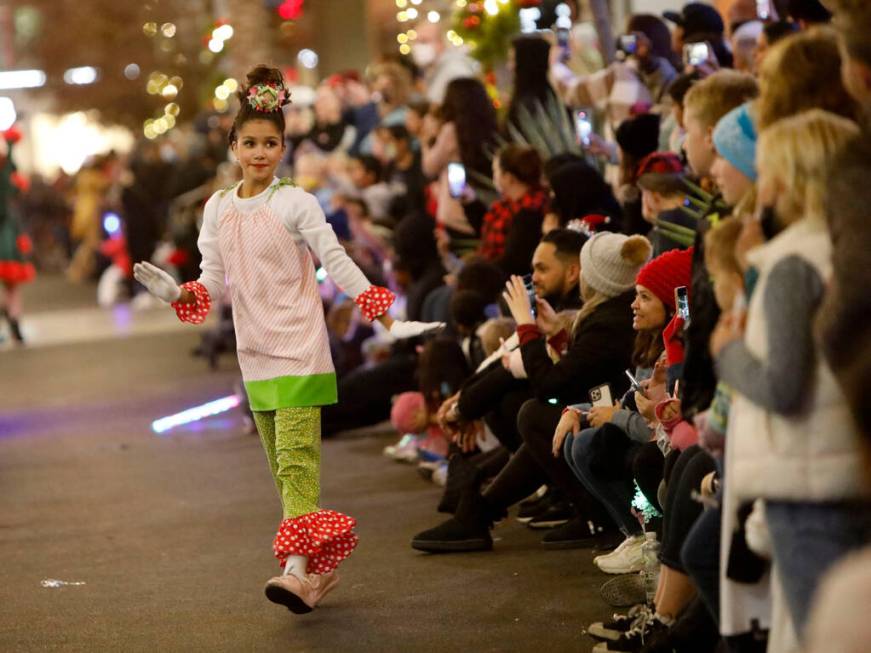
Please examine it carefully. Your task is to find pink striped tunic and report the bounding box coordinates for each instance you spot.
[187,178,391,411]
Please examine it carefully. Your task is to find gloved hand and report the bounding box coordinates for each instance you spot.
[388,320,445,339]
[133,261,181,303]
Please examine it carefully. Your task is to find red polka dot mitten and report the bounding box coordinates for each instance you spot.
[170,281,211,325]
[354,285,395,321]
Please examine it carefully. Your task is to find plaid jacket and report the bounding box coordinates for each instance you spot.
[478,188,549,262]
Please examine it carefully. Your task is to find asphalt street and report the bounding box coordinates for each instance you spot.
[0,277,612,652]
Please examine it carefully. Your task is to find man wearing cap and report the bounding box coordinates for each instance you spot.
[664,2,735,68]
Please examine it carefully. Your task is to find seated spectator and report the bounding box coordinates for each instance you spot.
[304,84,357,155]
[345,154,397,224]
[422,77,498,238]
[412,232,651,553]
[472,145,548,277]
[543,154,623,233]
[382,124,426,217]
[557,246,692,567]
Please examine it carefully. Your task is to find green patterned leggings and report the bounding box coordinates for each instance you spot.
[253,406,321,519]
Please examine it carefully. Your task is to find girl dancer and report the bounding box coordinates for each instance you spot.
[134,65,440,613]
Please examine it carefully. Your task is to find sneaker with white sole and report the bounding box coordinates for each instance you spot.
[595,534,645,574]
[431,460,448,487]
[587,603,652,641]
[383,434,421,463]
[594,533,642,564]
[590,612,670,651]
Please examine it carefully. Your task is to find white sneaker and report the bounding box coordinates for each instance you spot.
[383,434,420,463]
[431,461,448,487]
[595,534,645,574]
[594,534,637,564]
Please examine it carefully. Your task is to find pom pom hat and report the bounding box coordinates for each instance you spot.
[635,247,694,310]
[580,233,652,297]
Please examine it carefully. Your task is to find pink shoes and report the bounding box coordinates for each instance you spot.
[264,570,341,613]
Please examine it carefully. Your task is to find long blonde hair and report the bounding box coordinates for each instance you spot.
[757,110,860,224]
[571,280,609,337]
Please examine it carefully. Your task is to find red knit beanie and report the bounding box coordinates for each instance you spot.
[635,247,694,310]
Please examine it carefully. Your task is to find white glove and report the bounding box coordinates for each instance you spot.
[133,261,182,303]
[388,320,445,339]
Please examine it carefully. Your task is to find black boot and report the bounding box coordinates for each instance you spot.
[437,453,482,514]
[412,479,502,553]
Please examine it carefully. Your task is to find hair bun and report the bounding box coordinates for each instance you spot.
[246,64,284,88]
[621,235,652,266]
[238,64,291,112]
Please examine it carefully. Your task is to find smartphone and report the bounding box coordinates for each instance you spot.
[523,273,537,318]
[589,384,613,408]
[675,286,690,321]
[756,0,771,20]
[684,42,711,67]
[574,110,592,147]
[620,34,637,55]
[447,161,467,199]
[625,369,645,396]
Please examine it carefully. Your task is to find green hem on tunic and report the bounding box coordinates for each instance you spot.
[244,373,338,411]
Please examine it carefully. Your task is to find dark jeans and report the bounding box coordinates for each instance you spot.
[682,502,721,622]
[660,445,716,571]
[459,365,529,452]
[565,426,642,536]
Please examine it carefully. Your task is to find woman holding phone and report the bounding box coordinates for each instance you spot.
[421,77,497,238]
[554,246,693,573]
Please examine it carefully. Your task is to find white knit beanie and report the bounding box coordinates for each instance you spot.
[580,232,652,297]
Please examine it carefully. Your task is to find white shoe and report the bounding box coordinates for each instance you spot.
[595,535,645,574]
[382,434,420,463]
[594,534,639,564]
[431,461,448,487]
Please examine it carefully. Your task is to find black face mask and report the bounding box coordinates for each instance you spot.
[758,204,780,241]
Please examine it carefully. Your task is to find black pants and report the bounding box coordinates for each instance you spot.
[482,399,608,523]
[459,365,528,452]
[660,445,717,571]
[632,441,665,511]
[322,353,417,436]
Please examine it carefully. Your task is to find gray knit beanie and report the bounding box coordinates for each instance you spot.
[580,232,652,297]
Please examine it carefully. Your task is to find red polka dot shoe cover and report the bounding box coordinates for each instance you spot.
[171,281,211,325]
[273,509,359,575]
[354,285,395,321]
